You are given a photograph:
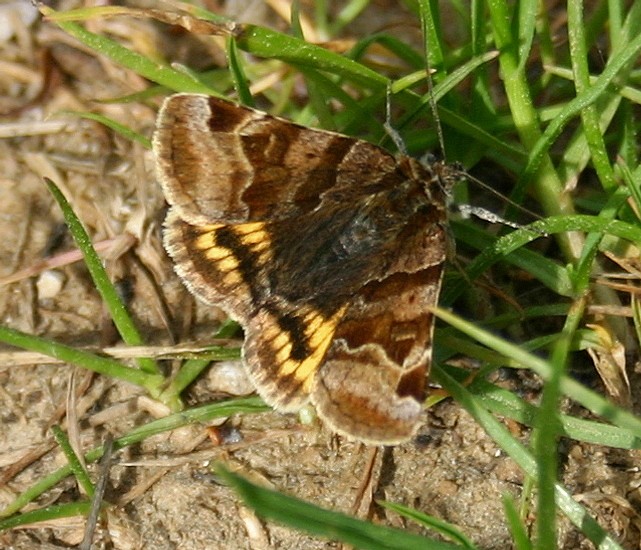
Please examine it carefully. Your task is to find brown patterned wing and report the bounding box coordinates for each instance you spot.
[155,93,455,444]
[312,267,444,444]
[153,94,402,225]
[240,260,446,444]
[162,213,275,323]
[311,171,449,443]
[242,163,449,443]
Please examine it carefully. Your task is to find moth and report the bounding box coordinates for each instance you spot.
[153,94,458,444]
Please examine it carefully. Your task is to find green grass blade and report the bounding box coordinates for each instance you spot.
[300,67,341,132]
[116,396,269,448]
[51,425,94,498]
[216,464,464,550]
[487,0,579,262]
[0,325,163,390]
[521,32,641,185]
[159,321,241,403]
[436,105,526,164]
[466,375,641,449]
[227,36,254,107]
[445,214,641,304]
[0,397,268,519]
[348,34,425,70]
[433,308,641,438]
[0,502,91,531]
[236,25,387,89]
[432,365,624,550]
[44,178,159,377]
[41,6,217,95]
[503,495,532,550]
[417,0,445,71]
[57,111,151,148]
[448,220,574,299]
[378,501,477,548]
[516,0,537,71]
[330,0,370,35]
[567,1,616,193]
[534,296,584,550]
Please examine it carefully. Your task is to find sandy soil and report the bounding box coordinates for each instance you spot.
[0,2,640,549]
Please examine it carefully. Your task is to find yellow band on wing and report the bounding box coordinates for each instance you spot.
[276,305,348,392]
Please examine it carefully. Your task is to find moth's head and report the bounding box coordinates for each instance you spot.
[418,153,466,200]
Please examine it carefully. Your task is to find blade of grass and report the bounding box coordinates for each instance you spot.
[444,214,641,304]
[544,66,641,104]
[235,25,387,90]
[520,31,641,188]
[330,0,370,36]
[227,36,254,107]
[41,6,218,95]
[516,0,537,72]
[503,495,532,550]
[348,34,425,70]
[417,0,445,73]
[463,374,641,449]
[432,308,641,438]
[51,425,94,498]
[436,104,527,164]
[567,0,616,193]
[57,111,150,148]
[0,325,163,391]
[393,50,500,138]
[0,503,91,531]
[45,178,160,377]
[449,220,574,299]
[378,501,476,548]
[159,321,241,403]
[486,0,581,263]
[216,464,465,550]
[534,295,585,550]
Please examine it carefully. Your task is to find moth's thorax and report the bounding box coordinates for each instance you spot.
[398,156,455,207]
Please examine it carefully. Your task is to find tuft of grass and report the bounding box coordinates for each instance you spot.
[1,1,640,549]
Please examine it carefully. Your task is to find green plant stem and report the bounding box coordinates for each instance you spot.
[51,425,94,497]
[45,178,160,377]
[534,296,585,550]
[0,326,164,394]
[486,0,582,263]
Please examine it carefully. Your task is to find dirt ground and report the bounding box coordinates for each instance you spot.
[1,2,641,549]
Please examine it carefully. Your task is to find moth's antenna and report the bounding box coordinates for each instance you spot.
[383,55,444,159]
[418,21,543,234]
[452,167,546,233]
[424,62,447,161]
[384,84,408,156]
[383,73,443,159]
